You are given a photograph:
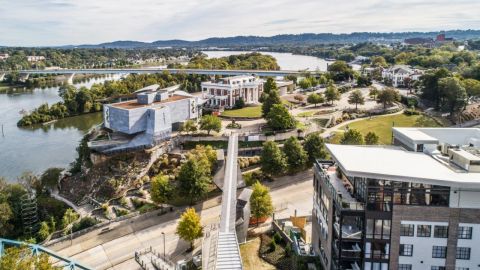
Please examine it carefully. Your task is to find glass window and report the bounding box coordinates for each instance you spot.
[458,226,473,239]
[434,225,448,238]
[400,224,414,236]
[417,225,432,237]
[432,246,447,258]
[399,244,413,256]
[456,247,471,260]
[431,267,445,270]
[399,264,412,270]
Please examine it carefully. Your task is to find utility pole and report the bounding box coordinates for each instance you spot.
[162,232,165,261]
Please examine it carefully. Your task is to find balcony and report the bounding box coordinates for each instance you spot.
[315,162,364,212]
[334,221,362,240]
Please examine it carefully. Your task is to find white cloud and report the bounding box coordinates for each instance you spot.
[0,0,479,46]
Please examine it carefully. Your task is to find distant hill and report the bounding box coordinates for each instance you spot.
[62,30,480,49]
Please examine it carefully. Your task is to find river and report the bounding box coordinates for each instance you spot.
[0,51,331,181]
[0,75,121,181]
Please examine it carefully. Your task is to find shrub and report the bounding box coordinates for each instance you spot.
[72,217,99,232]
[269,240,277,252]
[404,109,420,116]
[273,232,283,244]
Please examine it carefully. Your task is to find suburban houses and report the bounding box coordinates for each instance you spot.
[313,127,480,270]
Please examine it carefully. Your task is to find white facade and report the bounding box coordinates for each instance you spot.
[0,53,9,60]
[201,75,263,108]
[398,221,449,269]
[456,223,479,270]
[382,65,423,87]
[27,56,46,62]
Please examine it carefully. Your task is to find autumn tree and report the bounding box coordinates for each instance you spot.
[176,208,203,250]
[150,174,173,204]
[0,246,61,270]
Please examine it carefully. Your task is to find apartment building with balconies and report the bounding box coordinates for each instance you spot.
[312,128,480,270]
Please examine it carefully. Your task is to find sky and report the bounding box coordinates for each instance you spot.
[1,0,480,46]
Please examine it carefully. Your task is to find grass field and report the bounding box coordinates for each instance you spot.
[240,238,275,270]
[329,113,442,145]
[221,106,262,118]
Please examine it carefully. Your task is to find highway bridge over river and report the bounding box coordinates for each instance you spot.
[0,68,311,83]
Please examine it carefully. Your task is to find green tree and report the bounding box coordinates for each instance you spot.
[181,120,197,134]
[307,93,324,107]
[420,68,451,109]
[263,77,277,94]
[250,182,274,226]
[178,158,210,204]
[0,202,13,236]
[371,56,388,67]
[303,132,328,162]
[261,89,282,117]
[0,246,61,270]
[462,78,480,100]
[199,115,221,135]
[38,221,50,241]
[439,77,467,115]
[150,174,173,204]
[377,88,400,109]
[266,104,296,131]
[348,90,365,110]
[61,208,79,229]
[298,78,312,90]
[176,208,203,250]
[364,132,379,145]
[340,129,365,145]
[324,85,341,105]
[260,141,287,177]
[369,86,379,100]
[283,136,308,172]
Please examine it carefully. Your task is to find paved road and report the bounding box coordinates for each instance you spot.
[53,171,313,270]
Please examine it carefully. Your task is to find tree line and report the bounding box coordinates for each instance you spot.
[17,72,210,126]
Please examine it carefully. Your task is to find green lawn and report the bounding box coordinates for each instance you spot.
[221,106,262,118]
[330,113,442,145]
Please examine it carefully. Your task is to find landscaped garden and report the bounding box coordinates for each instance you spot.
[329,113,442,145]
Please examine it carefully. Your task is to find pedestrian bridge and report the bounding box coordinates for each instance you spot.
[203,133,243,270]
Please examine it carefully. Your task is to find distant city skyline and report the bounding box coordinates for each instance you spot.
[1,0,480,46]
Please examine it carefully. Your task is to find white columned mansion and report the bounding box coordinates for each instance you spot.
[201,75,264,108]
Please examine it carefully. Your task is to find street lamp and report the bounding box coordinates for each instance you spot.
[161,232,166,261]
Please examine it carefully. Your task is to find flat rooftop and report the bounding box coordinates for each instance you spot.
[110,94,189,109]
[393,127,480,146]
[326,144,480,188]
